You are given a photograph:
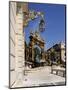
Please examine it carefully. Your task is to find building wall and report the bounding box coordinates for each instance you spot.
[10,2,28,88]
[15,3,25,85]
[46,42,66,65]
[9,2,16,87]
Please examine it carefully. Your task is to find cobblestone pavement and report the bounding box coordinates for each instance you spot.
[13,66,65,88]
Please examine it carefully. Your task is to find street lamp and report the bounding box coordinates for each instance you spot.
[39,19,45,32]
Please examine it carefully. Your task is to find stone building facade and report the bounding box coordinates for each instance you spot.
[9,2,28,88]
[46,42,66,66]
[9,2,17,87]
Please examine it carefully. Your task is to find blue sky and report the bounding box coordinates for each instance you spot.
[24,3,66,50]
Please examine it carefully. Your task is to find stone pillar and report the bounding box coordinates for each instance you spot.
[15,5,25,87]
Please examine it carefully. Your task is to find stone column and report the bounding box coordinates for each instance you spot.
[15,6,25,87]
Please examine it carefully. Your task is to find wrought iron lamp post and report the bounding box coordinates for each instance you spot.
[39,18,45,32]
